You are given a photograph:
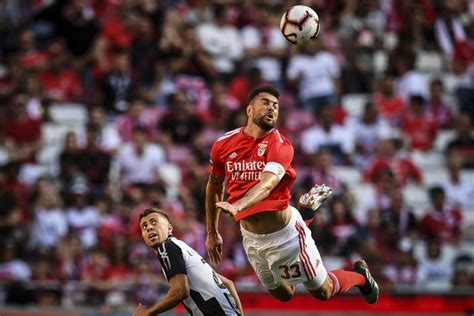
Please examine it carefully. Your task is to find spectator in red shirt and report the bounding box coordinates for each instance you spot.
[325,196,359,256]
[116,99,156,143]
[31,256,60,306]
[104,237,133,284]
[374,75,406,127]
[453,20,474,120]
[16,28,48,70]
[80,246,110,303]
[37,44,83,102]
[92,10,140,74]
[97,197,126,251]
[4,94,42,163]
[420,186,463,244]
[426,79,454,129]
[401,95,438,151]
[363,139,423,186]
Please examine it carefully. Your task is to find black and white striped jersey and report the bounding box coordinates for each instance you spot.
[156,236,241,316]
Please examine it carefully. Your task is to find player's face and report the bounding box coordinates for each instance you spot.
[248,92,279,131]
[140,213,172,248]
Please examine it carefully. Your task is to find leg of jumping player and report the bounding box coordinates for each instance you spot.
[268,284,296,302]
[305,261,379,304]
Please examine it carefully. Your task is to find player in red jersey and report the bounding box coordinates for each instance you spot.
[205,86,379,303]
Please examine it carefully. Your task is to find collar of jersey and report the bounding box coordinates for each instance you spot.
[240,126,274,141]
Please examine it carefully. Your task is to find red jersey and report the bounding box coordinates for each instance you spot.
[209,127,297,221]
[401,111,438,151]
[374,92,406,126]
[420,206,463,243]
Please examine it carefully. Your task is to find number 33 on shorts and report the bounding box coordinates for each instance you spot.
[279,259,321,280]
[279,264,302,279]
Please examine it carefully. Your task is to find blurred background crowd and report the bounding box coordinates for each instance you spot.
[0,0,473,311]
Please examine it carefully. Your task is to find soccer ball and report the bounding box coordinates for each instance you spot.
[280,5,320,45]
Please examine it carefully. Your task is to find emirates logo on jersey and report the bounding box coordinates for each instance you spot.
[257,143,268,156]
[226,160,265,181]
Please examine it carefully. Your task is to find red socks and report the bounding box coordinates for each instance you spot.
[328,270,366,296]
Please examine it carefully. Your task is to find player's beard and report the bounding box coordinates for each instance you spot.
[253,114,276,131]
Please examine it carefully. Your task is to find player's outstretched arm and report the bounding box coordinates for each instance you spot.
[205,174,225,264]
[217,172,280,216]
[133,274,189,316]
[218,273,244,315]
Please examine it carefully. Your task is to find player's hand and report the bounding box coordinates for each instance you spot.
[206,232,223,264]
[133,303,151,316]
[216,201,239,217]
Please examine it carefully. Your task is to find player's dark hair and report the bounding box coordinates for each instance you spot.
[139,207,170,222]
[248,85,280,105]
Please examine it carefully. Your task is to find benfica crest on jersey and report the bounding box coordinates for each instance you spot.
[257,142,268,156]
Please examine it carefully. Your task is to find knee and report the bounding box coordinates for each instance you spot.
[274,292,293,302]
[314,288,332,301]
[309,279,333,301]
[269,285,295,302]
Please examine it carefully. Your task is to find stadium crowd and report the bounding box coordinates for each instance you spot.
[0,0,473,310]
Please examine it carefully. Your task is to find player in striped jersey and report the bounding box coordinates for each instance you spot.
[134,208,243,316]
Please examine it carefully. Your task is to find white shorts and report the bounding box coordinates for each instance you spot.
[241,207,328,290]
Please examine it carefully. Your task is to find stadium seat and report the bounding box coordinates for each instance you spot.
[42,123,85,147]
[49,103,88,125]
[159,162,182,198]
[434,130,456,151]
[410,151,445,171]
[412,239,427,262]
[373,50,388,75]
[37,143,61,165]
[285,109,315,132]
[18,163,51,185]
[463,211,474,227]
[403,184,429,217]
[383,31,398,50]
[423,169,449,186]
[413,240,457,266]
[333,166,361,185]
[463,170,474,184]
[167,145,191,166]
[442,74,459,94]
[341,94,370,117]
[416,52,445,73]
[351,183,375,224]
[419,73,433,90]
[443,93,459,112]
[323,256,346,271]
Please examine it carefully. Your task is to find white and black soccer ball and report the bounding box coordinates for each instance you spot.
[280,5,320,45]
